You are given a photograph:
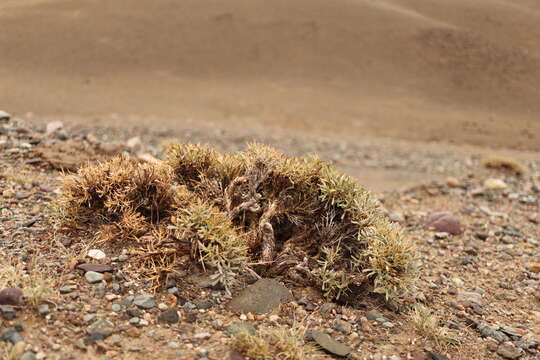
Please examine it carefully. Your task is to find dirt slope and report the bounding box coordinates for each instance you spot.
[1,0,539,150]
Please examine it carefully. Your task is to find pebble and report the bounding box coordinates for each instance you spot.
[446,177,461,188]
[0,305,16,320]
[87,249,106,260]
[425,212,463,235]
[158,308,179,324]
[0,288,23,306]
[37,304,50,316]
[77,263,114,273]
[87,319,114,338]
[158,303,168,311]
[333,319,352,334]
[85,271,104,284]
[310,330,351,357]
[497,342,522,359]
[167,342,180,349]
[129,317,140,326]
[0,328,23,344]
[111,304,122,313]
[20,352,37,360]
[133,294,155,309]
[484,178,507,191]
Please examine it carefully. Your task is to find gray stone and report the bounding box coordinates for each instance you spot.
[225,322,256,337]
[167,342,180,349]
[85,271,104,284]
[0,329,23,344]
[59,285,76,294]
[158,309,179,324]
[111,304,122,313]
[37,304,50,316]
[20,352,37,360]
[333,319,352,334]
[497,342,522,359]
[478,322,509,343]
[129,317,140,326]
[0,305,16,320]
[227,278,291,315]
[133,294,155,309]
[87,319,114,338]
[366,310,384,321]
[77,263,113,273]
[310,330,351,357]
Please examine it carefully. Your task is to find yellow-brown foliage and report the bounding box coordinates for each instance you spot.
[52,143,416,300]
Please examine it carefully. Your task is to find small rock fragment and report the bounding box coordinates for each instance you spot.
[425,212,462,235]
[85,271,104,284]
[483,178,507,191]
[497,342,522,359]
[228,279,291,315]
[158,308,179,324]
[87,319,114,338]
[133,294,155,309]
[310,330,351,357]
[77,263,114,273]
[87,249,106,260]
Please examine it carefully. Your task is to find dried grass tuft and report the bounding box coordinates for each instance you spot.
[482,156,526,176]
[52,143,417,300]
[232,324,315,360]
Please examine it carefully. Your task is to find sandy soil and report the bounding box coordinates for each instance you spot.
[1,0,540,153]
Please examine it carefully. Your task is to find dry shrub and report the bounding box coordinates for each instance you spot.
[0,256,56,307]
[482,156,526,176]
[52,143,416,300]
[51,155,176,241]
[409,304,459,348]
[232,325,315,360]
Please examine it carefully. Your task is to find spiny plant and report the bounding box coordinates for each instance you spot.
[51,155,176,241]
[231,324,315,360]
[482,156,526,176]
[409,304,459,348]
[52,143,416,300]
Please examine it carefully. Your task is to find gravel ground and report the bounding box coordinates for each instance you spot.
[1,116,539,360]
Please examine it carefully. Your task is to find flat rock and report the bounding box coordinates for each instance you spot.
[134,293,156,309]
[425,212,462,235]
[0,288,23,306]
[85,271,104,284]
[77,263,114,273]
[0,305,16,320]
[87,319,114,338]
[310,330,351,357]
[227,278,291,315]
[1,329,23,344]
[157,308,179,324]
[87,249,106,260]
[497,342,522,359]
